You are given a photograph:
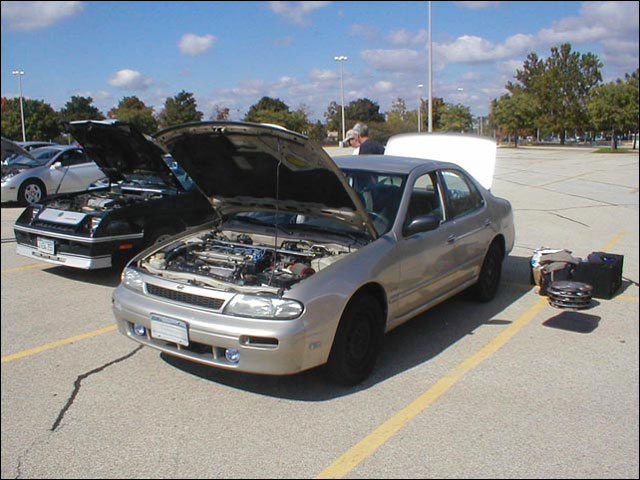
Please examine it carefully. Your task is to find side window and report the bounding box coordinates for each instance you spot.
[60,150,88,167]
[440,170,484,219]
[405,172,443,224]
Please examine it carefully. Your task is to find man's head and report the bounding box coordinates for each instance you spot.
[353,122,369,139]
[345,128,361,148]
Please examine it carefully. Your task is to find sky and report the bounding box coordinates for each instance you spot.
[1,1,638,123]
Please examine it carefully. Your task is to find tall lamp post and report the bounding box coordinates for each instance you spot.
[334,55,348,145]
[12,70,26,142]
[427,1,433,132]
[417,84,423,132]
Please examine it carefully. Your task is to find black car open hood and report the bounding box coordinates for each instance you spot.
[153,122,377,238]
[65,120,183,190]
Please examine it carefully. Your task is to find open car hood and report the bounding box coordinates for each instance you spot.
[385,133,497,190]
[153,122,377,238]
[1,137,35,164]
[65,120,183,190]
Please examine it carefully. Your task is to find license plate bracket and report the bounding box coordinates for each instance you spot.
[37,237,55,255]
[150,314,189,346]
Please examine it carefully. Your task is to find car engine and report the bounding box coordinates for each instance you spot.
[45,189,164,213]
[141,229,352,290]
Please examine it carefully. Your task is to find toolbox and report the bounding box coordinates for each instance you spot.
[572,252,624,299]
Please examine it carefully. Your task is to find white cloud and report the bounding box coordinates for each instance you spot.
[350,23,377,40]
[454,1,500,9]
[268,1,330,26]
[386,29,428,46]
[178,33,217,57]
[361,49,425,72]
[108,69,153,90]
[1,1,85,31]
[373,81,394,94]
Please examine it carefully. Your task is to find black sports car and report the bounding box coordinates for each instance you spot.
[13,120,213,269]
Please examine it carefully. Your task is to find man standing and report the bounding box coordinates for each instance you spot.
[351,123,385,154]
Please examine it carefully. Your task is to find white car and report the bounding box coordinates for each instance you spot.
[1,144,104,205]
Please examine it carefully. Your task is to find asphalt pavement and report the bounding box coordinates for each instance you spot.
[1,145,638,478]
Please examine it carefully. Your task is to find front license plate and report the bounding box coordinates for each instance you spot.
[150,314,189,346]
[37,237,55,255]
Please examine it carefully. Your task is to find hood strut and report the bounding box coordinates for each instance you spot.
[268,142,283,287]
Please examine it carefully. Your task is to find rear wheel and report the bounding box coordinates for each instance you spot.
[326,294,384,386]
[18,180,46,205]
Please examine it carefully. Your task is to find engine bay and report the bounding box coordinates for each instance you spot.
[45,188,165,213]
[141,228,354,291]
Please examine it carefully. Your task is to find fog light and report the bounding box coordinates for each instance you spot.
[225,348,240,364]
[133,324,146,337]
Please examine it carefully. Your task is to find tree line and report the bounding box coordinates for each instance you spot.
[2,43,638,149]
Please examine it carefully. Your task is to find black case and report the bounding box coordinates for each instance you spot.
[572,252,624,299]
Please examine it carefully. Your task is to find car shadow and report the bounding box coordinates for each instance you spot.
[42,262,125,288]
[161,254,536,400]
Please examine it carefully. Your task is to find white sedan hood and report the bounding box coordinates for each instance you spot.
[385,133,497,189]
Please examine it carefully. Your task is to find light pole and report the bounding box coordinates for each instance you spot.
[417,84,423,132]
[12,70,26,142]
[334,55,348,145]
[427,1,433,132]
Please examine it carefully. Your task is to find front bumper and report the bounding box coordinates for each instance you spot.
[14,225,144,270]
[1,183,19,203]
[112,282,328,376]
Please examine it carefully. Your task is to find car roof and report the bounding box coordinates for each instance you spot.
[333,154,441,175]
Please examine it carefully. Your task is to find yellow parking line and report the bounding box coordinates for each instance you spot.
[1,324,118,364]
[316,297,547,479]
[316,231,628,479]
[618,295,639,302]
[1,262,51,273]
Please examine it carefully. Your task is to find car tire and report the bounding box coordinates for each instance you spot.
[18,179,46,206]
[145,226,178,246]
[326,294,384,386]
[471,241,503,302]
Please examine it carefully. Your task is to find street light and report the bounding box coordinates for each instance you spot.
[12,70,26,142]
[417,84,423,132]
[334,55,348,145]
[427,1,433,132]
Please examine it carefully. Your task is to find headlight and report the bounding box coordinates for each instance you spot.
[89,216,102,234]
[223,294,303,320]
[1,171,18,183]
[121,267,144,293]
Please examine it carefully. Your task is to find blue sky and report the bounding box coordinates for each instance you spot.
[1,1,638,122]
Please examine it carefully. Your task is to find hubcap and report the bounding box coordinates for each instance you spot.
[25,184,42,203]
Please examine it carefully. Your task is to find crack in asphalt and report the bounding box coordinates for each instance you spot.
[548,212,590,227]
[50,346,143,432]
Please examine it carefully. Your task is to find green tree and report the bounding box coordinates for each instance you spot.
[345,98,385,123]
[587,69,639,149]
[419,97,445,131]
[439,103,473,133]
[59,95,105,121]
[107,96,158,134]
[157,90,203,128]
[386,98,418,136]
[491,90,536,147]
[1,97,61,141]
[508,43,602,143]
[324,101,341,132]
[308,120,328,143]
[243,97,309,133]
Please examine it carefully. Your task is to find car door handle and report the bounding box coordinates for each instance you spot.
[484,218,492,227]
[447,234,456,244]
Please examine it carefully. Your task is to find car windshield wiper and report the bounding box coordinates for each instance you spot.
[229,216,293,234]
[285,223,364,243]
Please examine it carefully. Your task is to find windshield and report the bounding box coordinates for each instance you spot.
[6,147,59,167]
[342,169,407,235]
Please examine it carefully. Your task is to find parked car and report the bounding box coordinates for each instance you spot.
[1,143,103,205]
[1,138,57,165]
[112,122,515,385]
[13,120,213,269]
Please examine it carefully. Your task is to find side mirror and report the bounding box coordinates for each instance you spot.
[403,213,440,237]
[51,161,63,169]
